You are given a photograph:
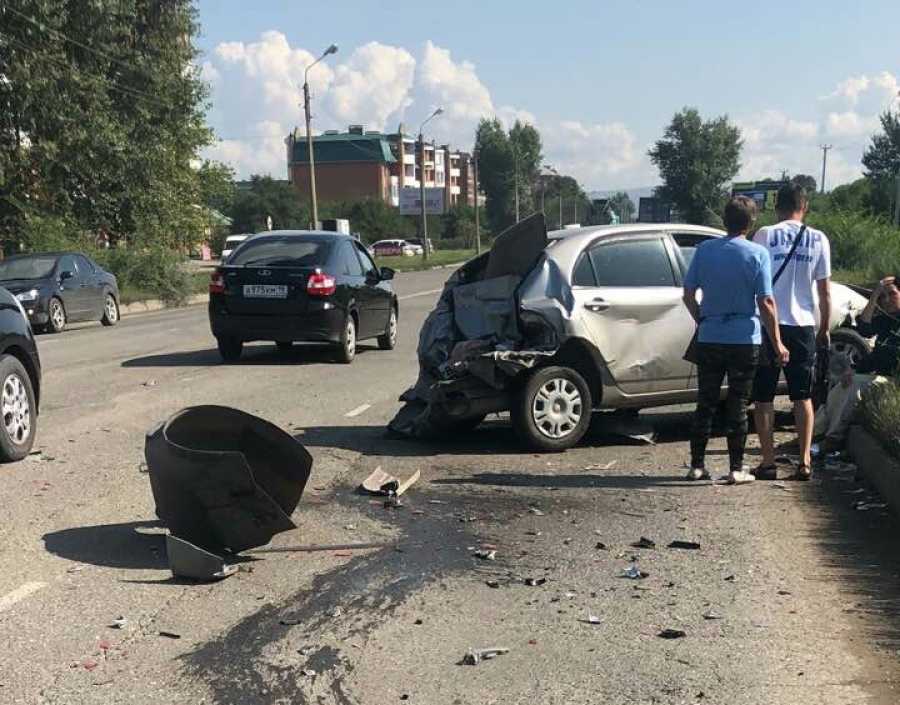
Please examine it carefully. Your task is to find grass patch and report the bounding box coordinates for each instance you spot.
[374,249,475,272]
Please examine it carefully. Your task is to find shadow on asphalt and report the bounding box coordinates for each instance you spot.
[42,520,168,570]
[121,343,379,368]
[804,467,900,653]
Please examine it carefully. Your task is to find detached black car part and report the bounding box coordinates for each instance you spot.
[145,405,312,555]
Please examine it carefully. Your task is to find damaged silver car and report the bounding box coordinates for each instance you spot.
[389,214,868,451]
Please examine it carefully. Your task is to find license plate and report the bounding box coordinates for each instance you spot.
[243,284,287,299]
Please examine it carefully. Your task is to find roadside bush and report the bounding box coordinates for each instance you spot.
[859,376,900,461]
[92,246,192,307]
[807,211,900,282]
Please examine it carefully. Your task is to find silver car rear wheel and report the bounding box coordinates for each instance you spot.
[532,377,584,440]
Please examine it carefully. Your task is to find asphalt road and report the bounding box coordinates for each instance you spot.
[0,266,898,704]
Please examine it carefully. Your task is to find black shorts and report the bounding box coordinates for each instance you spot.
[752,325,816,403]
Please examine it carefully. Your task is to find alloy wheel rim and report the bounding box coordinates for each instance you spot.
[389,311,397,345]
[51,301,64,329]
[347,319,356,357]
[2,373,30,445]
[532,378,582,439]
[105,295,118,322]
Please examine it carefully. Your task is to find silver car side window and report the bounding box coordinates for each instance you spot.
[587,239,676,287]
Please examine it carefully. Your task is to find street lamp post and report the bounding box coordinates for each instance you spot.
[302,44,338,230]
[418,108,443,262]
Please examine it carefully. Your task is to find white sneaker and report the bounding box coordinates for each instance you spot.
[727,469,756,485]
[686,467,711,481]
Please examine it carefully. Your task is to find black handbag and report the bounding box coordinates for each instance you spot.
[759,225,807,367]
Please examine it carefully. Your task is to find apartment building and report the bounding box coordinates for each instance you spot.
[287,124,477,212]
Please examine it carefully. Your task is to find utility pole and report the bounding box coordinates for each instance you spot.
[473,150,481,255]
[894,173,900,227]
[820,144,833,194]
[513,148,520,223]
[418,108,444,262]
[302,44,338,230]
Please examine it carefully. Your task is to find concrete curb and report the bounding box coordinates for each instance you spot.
[847,424,900,518]
[120,293,208,317]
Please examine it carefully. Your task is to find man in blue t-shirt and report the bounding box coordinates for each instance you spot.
[683,197,789,484]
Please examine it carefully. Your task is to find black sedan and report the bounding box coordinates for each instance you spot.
[0,287,41,461]
[0,252,120,333]
[208,231,399,363]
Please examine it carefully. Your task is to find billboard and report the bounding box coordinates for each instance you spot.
[732,180,788,211]
[638,197,672,223]
[399,187,445,215]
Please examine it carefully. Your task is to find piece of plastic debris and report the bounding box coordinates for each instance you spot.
[724,574,736,582]
[526,530,542,537]
[667,540,701,550]
[564,591,577,598]
[527,507,544,516]
[83,659,99,671]
[143,379,158,387]
[166,534,237,582]
[109,617,127,630]
[524,578,546,587]
[595,542,608,550]
[462,647,509,665]
[582,613,601,625]
[329,607,343,618]
[301,669,316,677]
[658,629,686,639]
[414,619,423,625]
[772,482,788,490]
[98,639,111,651]
[298,646,314,656]
[622,565,649,580]
[631,537,656,549]
[158,631,181,639]
[777,589,792,596]
[67,565,87,574]
[485,580,500,589]
[474,549,497,561]
[344,525,356,531]
[702,611,722,620]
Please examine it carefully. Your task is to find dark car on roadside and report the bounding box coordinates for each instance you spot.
[208,230,399,363]
[0,287,41,461]
[0,252,120,333]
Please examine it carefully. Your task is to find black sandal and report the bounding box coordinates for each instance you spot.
[794,464,812,481]
[751,464,777,481]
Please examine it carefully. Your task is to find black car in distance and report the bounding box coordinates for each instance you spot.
[0,287,41,461]
[0,252,120,333]
[208,231,398,363]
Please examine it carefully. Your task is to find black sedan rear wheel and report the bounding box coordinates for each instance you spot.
[0,355,36,462]
[217,336,243,363]
[378,308,398,350]
[336,315,356,364]
[101,293,119,326]
[47,297,66,334]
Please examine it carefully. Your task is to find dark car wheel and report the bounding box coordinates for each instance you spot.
[47,297,66,334]
[830,328,871,369]
[336,314,356,364]
[101,292,120,326]
[0,355,37,462]
[378,308,398,350]
[511,366,592,452]
[217,336,243,363]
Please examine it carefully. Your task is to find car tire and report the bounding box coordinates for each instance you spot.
[511,366,592,452]
[830,328,871,370]
[101,292,119,326]
[217,336,243,363]
[0,355,37,462]
[46,297,66,334]
[336,314,356,364]
[276,342,294,353]
[377,308,398,350]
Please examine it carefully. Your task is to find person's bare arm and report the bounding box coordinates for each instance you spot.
[683,287,700,323]
[860,276,893,324]
[816,277,832,346]
[758,294,789,366]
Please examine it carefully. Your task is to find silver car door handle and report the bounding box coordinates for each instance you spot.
[584,298,610,312]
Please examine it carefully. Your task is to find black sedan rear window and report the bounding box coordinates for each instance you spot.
[0,256,57,280]
[229,237,332,267]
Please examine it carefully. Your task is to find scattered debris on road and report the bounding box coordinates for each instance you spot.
[524,577,546,587]
[702,611,723,620]
[667,540,701,550]
[485,580,500,589]
[249,542,390,554]
[142,379,158,388]
[658,629,687,639]
[474,549,497,561]
[108,617,127,630]
[166,534,237,582]
[158,631,181,639]
[359,467,420,497]
[595,542,608,550]
[631,537,656,549]
[581,613,602,625]
[622,565,649,580]
[528,506,545,516]
[462,647,509,665]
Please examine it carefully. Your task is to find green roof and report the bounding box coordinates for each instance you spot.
[291,133,396,165]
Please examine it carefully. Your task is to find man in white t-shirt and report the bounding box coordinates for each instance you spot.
[751,184,831,481]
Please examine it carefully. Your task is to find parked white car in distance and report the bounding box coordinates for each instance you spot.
[221,234,251,260]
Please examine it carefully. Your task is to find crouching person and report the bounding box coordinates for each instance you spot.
[814,276,900,448]
[683,197,789,484]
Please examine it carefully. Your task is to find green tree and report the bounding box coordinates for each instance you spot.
[0,1,213,251]
[649,108,742,225]
[322,199,414,244]
[229,176,308,233]
[608,192,636,223]
[508,120,542,219]
[862,110,900,216]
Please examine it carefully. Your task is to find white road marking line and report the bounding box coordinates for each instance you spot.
[345,403,372,418]
[398,288,442,301]
[0,582,47,613]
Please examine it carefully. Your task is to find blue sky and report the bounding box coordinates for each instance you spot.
[196,0,900,190]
